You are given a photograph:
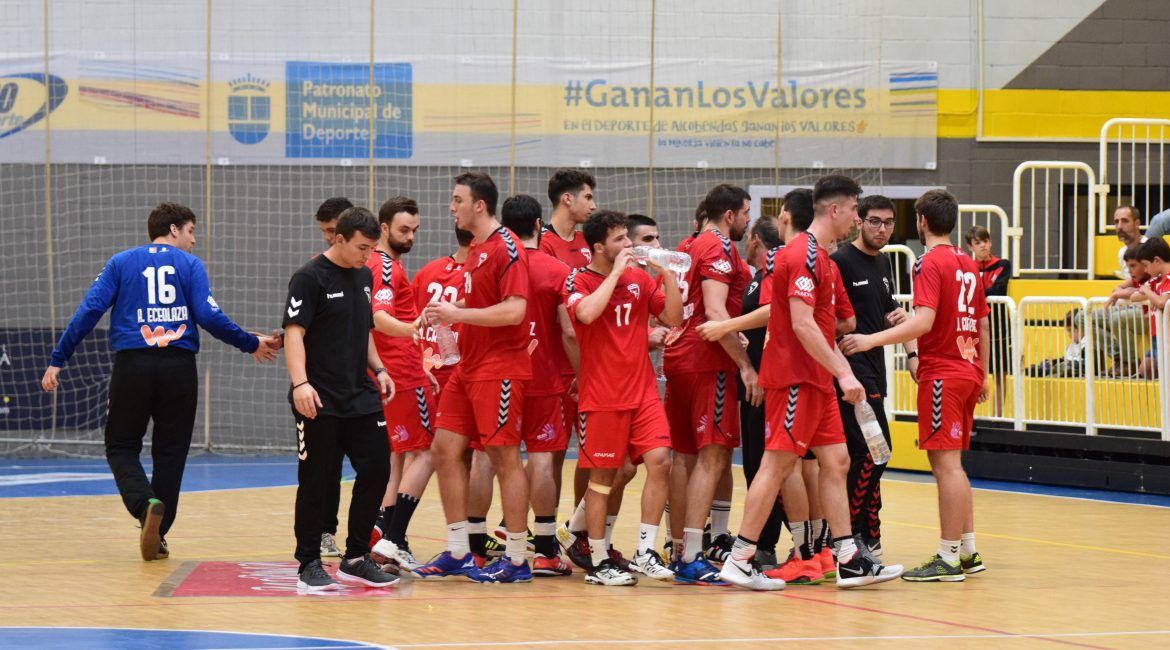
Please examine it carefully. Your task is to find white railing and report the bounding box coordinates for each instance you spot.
[958,204,1018,274]
[1098,118,1170,234]
[880,245,916,296]
[882,295,1170,440]
[1012,161,1100,278]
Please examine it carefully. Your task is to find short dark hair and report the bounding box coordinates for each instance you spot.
[147,202,196,240]
[693,200,707,232]
[315,197,353,222]
[626,213,656,232]
[751,214,782,250]
[965,225,992,245]
[583,210,628,251]
[454,171,499,216]
[813,174,862,212]
[858,194,896,222]
[915,189,959,236]
[501,194,543,239]
[547,169,596,207]
[378,195,418,226]
[1118,205,1142,224]
[782,188,814,232]
[1137,237,1170,263]
[702,184,750,224]
[1123,242,1144,262]
[335,206,380,241]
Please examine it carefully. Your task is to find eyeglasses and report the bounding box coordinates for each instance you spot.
[863,217,896,230]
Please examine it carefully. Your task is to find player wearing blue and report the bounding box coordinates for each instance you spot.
[41,203,280,562]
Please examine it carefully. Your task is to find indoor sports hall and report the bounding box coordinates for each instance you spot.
[2,1,1169,648]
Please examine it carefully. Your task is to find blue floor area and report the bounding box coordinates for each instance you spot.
[2,451,1169,508]
[0,627,380,649]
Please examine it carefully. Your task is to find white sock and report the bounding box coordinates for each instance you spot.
[811,519,825,548]
[960,532,976,557]
[568,499,587,532]
[533,519,556,538]
[505,530,527,565]
[730,535,756,562]
[589,537,608,567]
[790,520,811,560]
[637,523,659,554]
[710,500,731,538]
[447,521,470,558]
[604,515,617,548]
[683,527,703,562]
[466,519,487,535]
[939,539,960,565]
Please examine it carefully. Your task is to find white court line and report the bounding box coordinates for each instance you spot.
[393,630,1170,648]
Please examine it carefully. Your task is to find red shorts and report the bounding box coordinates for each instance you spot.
[764,384,845,454]
[917,378,980,451]
[579,387,671,469]
[522,393,569,453]
[562,374,578,435]
[381,385,437,453]
[665,370,740,455]
[435,370,526,448]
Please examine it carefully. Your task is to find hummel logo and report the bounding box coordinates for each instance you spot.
[290,297,303,307]
[287,297,302,318]
[326,291,344,299]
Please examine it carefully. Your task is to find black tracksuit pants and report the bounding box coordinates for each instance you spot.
[839,394,891,542]
[740,399,786,552]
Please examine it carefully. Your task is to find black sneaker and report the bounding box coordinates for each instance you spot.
[836,550,904,588]
[902,554,965,582]
[566,534,592,570]
[297,559,340,592]
[139,499,165,562]
[961,552,986,575]
[337,555,399,588]
[705,533,734,564]
[156,537,169,560]
[754,549,780,571]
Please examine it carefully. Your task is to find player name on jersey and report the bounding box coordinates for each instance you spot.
[137,306,189,324]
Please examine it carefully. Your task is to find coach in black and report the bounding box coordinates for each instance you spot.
[831,195,917,560]
[282,207,398,593]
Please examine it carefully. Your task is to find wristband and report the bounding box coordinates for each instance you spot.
[292,381,310,390]
[373,368,387,375]
[906,351,919,360]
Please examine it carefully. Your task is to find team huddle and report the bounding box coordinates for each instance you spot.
[43,168,991,594]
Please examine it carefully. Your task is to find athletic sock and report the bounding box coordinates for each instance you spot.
[811,519,825,553]
[387,493,418,545]
[682,527,703,563]
[467,517,487,556]
[833,535,858,564]
[568,499,587,532]
[604,515,617,549]
[730,534,756,562]
[960,532,977,557]
[447,521,470,559]
[637,523,658,554]
[533,515,558,557]
[670,537,683,560]
[710,500,732,538]
[790,520,813,561]
[505,530,527,565]
[589,538,608,567]
[377,505,395,529]
[939,539,960,565]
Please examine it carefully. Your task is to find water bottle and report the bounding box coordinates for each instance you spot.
[633,246,691,273]
[429,316,461,365]
[854,401,891,465]
[650,348,666,382]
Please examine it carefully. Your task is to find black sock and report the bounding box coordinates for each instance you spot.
[387,494,419,546]
[533,515,558,557]
[377,505,395,529]
[469,516,488,556]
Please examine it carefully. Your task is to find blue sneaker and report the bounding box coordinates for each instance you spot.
[673,555,727,586]
[467,556,533,583]
[411,551,478,580]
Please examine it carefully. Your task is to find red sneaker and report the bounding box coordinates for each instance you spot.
[764,557,825,585]
[818,548,836,579]
[532,553,574,576]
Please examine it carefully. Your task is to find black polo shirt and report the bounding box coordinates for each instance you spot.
[832,243,899,397]
[282,254,381,417]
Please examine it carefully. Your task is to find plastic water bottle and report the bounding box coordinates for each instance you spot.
[854,402,891,465]
[430,317,461,365]
[650,348,666,382]
[633,246,691,273]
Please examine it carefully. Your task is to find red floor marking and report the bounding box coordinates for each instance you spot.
[169,562,400,598]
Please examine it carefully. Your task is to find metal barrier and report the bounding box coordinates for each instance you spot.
[1085,297,1161,434]
[979,297,1019,424]
[1014,297,1094,433]
[880,244,916,295]
[1098,118,1170,234]
[958,204,1018,272]
[1011,161,1100,278]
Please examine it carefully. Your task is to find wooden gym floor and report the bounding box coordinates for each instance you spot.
[0,455,1168,649]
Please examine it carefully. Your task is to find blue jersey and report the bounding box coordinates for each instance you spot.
[49,243,258,366]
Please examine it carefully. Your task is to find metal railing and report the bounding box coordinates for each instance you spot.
[958,204,1018,271]
[880,245,916,296]
[1098,118,1170,234]
[1011,161,1100,278]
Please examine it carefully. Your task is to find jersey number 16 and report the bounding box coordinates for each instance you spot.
[143,266,177,305]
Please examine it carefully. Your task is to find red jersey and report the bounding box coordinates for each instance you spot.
[525,248,572,396]
[539,225,592,269]
[366,250,427,390]
[412,254,466,382]
[760,232,838,393]
[663,228,750,375]
[1146,275,1170,336]
[460,227,532,381]
[565,266,666,411]
[832,260,855,321]
[913,245,990,383]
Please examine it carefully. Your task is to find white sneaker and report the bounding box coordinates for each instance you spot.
[320,533,341,557]
[630,548,674,581]
[370,538,398,565]
[391,546,422,571]
[719,555,785,591]
[584,558,638,586]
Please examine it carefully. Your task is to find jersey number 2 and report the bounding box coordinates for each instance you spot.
[955,270,977,315]
[143,266,176,305]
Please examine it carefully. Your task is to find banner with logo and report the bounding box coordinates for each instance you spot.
[0,55,936,169]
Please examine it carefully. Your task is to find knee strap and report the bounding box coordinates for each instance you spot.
[588,481,612,495]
